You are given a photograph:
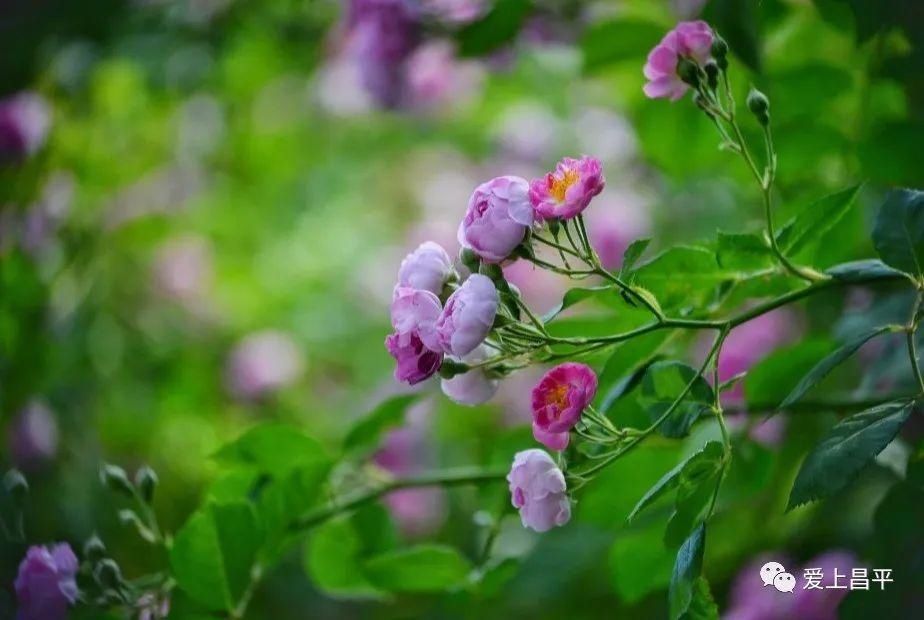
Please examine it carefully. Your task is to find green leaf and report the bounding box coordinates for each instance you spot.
[716,232,775,272]
[542,286,613,323]
[476,558,520,598]
[745,339,834,409]
[683,577,720,620]
[608,526,674,603]
[639,362,716,438]
[669,523,706,620]
[303,507,395,600]
[619,238,652,280]
[582,19,665,72]
[826,259,907,283]
[362,545,472,593]
[627,441,724,522]
[343,394,420,456]
[776,184,862,259]
[215,424,327,476]
[257,461,331,562]
[170,502,263,612]
[780,325,898,409]
[788,400,914,509]
[634,246,736,310]
[872,189,924,278]
[457,0,531,57]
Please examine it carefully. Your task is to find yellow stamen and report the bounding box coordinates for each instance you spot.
[549,168,580,202]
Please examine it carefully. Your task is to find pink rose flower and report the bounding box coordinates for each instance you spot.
[531,363,598,450]
[507,449,571,532]
[15,543,78,620]
[385,331,443,384]
[643,20,714,100]
[458,175,533,263]
[435,274,498,357]
[440,345,498,405]
[396,241,454,296]
[528,156,605,220]
[391,286,443,350]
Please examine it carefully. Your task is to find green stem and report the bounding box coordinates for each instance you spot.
[290,466,508,532]
[906,291,924,395]
[572,333,726,481]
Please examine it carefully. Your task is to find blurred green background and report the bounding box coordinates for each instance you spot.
[1,0,923,618]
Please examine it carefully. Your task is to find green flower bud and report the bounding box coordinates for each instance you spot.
[676,57,700,88]
[83,535,107,563]
[746,88,771,126]
[711,35,728,60]
[704,61,720,91]
[459,247,480,274]
[3,469,28,502]
[134,466,158,503]
[94,558,122,588]
[100,464,134,497]
[439,358,470,379]
[479,262,504,283]
[547,218,561,238]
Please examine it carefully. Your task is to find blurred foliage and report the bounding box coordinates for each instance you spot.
[1,0,923,618]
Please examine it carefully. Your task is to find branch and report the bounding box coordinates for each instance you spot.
[289,466,508,532]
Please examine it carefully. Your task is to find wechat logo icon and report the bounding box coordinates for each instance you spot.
[760,561,796,593]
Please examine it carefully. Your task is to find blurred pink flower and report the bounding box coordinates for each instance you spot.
[503,258,568,316]
[724,550,859,620]
[529,156,605,220]
[421,0,486,25]
[14,543,78,620]
[152,235,213,307]
[584,189,652,270]
[0,92,51,163]
[225,330,305,401]
[8,399,59,471]
[344,0,421,107]
[20,172,74,259]
[713,309,796,447]
[493,103,562,163]
[643,21,714,100]
[405,40,485,111]
[374,425,447,536]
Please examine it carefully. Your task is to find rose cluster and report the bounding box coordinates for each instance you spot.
[385,156,607,531]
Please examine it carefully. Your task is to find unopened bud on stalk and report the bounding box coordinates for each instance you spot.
[94,559,122,588]
[746,88,771,126]
[3,469,28,501]
[677,57,700,88]
[100,464,134,497]
[439,358,470,379]
[711,35,729,70]
[84,535,106,563]
[134,466,158,503]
